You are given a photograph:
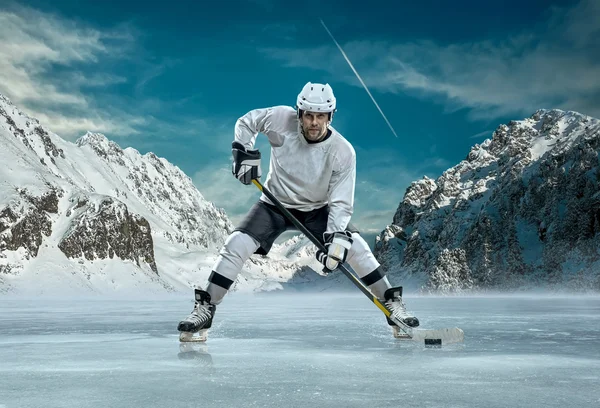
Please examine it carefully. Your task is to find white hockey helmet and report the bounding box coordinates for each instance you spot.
[296,82,336,115]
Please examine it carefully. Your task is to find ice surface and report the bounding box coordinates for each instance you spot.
[1,293,599,408]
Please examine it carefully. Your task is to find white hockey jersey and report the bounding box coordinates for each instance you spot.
[234,105,356,234]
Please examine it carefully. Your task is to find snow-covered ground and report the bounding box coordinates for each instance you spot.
[1,293,599,408]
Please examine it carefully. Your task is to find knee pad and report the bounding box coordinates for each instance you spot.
[211,231,260,282]
[345,233,380,277]
[224,231,260,259]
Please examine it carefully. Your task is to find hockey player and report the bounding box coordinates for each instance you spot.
[177,82,419,340]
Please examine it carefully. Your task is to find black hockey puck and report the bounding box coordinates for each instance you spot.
[424,338,442,346]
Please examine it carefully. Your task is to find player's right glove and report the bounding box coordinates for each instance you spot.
[316,231,353,272]
[232,141,261,185]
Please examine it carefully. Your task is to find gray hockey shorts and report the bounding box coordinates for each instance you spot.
[235,200,359,256]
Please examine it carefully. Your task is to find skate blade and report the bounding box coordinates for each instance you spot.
[179,329,208,343]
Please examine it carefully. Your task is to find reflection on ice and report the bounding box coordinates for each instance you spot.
[177,343,215,372]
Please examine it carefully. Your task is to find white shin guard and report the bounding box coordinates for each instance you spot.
[368,276,392,300]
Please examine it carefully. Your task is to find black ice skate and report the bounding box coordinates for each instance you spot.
[384,286,420,338]
[178,289,216,342]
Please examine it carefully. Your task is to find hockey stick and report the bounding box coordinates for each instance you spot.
[251,179,464,344]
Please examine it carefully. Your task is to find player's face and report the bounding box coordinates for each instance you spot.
[301,111,330,142]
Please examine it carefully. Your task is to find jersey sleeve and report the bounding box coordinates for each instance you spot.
[234,106,288,149]
[326,146,356,234]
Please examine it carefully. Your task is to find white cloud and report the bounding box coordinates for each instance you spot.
[0,5,149,139]
[31,110,146,137]
[262,0,600,120]
[69,72,128,88]
[0,7,106,99]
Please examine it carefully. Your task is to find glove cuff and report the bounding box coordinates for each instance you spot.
[232,146,261,162]
[323,231,353,244]
[232,141,246,151]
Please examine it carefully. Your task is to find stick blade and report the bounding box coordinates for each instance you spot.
[410,327,464,344]
[394,326,464,345]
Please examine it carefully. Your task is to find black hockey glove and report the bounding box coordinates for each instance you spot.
[316,231,353,273]
[232,141,261,185]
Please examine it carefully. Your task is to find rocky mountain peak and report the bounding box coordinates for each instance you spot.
[76,131,124,162]
[375,108,600,293]
[76,131,110,147]
[0,93,12,105]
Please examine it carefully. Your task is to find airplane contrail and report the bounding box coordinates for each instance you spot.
[320,19,399,138]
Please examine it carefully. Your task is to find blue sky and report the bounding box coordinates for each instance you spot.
[1,0,598,246]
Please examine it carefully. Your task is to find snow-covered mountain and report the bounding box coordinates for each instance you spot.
[0,93,326,295]
[374,109,600,293]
